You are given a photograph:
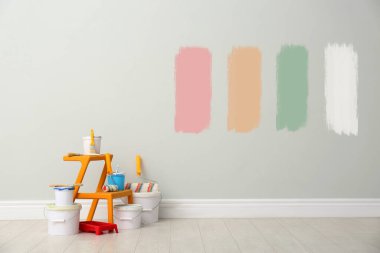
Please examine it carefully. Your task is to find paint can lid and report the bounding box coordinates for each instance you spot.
[112,165,125,175]
[111,172,125,175]
[53,186,74,191]
[114,204,142,211]
[46,203,82,211]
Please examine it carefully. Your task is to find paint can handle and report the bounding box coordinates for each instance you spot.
[51,219,65,223]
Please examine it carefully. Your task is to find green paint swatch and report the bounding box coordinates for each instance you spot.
[276,45,308,131]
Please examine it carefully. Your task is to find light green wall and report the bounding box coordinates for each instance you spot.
[0,0,380,200]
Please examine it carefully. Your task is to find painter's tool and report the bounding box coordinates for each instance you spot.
[67,152,100,157]
[89,129,96,154]
[105,153,113,174]
[107,164,125,191]
[124,182,158,192]
[136,155,142,177]
[135,154,158,185]
[104,153,124,191]
[49,183,83,188]
[102,184,118,192]
[79,221,118,235]
[67,153,83,157]
[134,155,157,184]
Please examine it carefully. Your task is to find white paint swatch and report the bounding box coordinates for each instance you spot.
[325,43,358,136]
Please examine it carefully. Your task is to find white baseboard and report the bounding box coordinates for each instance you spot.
[159,199,380,218]
[0,199,379,220]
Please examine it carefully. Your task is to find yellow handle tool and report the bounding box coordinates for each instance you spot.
[88,129,97,154]
[90,129,95,146]
[136,155,142,176]
[105,153,113,174]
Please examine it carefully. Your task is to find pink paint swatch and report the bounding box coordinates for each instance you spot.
[175,47,212,133]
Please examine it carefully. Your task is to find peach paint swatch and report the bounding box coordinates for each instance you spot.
[175,47,212,133]
[228,47,261,132]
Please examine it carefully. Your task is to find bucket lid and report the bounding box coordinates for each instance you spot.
[82,136,101,140]
[132,191,161,198]
[53,186,74,191]
[46,203,82,211]
[110,164,125,175]
[109,172,125,176]
[114,204,142,211]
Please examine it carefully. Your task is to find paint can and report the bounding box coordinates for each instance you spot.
[114,204,142,229]
[45,203,81,235]
[107,173,125,191]
[82,136,102,154]
[132,192,161,225]
[54,186,74,206]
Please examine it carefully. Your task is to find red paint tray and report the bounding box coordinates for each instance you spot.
[79,221,118,235]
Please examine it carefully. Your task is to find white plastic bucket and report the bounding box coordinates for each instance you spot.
[114,204,142,229]
[82,136,102,154]
[132,192,161,225]
[45,203,81,236]
[54,187,74,206]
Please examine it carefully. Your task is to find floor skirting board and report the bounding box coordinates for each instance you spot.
[0,199,379,220]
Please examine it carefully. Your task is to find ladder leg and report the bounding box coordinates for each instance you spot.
[107,197,114,223]
[86,160,108,222]
[96,163,108,192]
[87,199,99,221]
[73,158,90,201]
[128,193,133,204]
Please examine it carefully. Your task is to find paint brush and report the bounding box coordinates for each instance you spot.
[67,153,82,157]
[89,129,96,154]
[48,184,83,188]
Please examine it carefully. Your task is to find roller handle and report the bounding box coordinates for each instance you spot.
[136,155,142,177]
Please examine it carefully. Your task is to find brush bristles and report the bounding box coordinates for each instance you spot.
[89,145,96,154]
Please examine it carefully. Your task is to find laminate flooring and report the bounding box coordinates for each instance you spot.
[1,218,380,253]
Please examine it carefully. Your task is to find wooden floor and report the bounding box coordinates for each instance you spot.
[0,218,380,252]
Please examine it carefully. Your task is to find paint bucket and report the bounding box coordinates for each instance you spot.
[114,204,142,229]
[45,203,81,235]
[107,173,125,191]
[82,136,102,154]
[132,192,161,225]
[54,186,74,206]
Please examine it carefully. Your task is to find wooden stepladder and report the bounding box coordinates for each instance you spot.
[63,154,133,223]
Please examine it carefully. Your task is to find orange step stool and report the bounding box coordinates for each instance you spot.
[63,153,133,224]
